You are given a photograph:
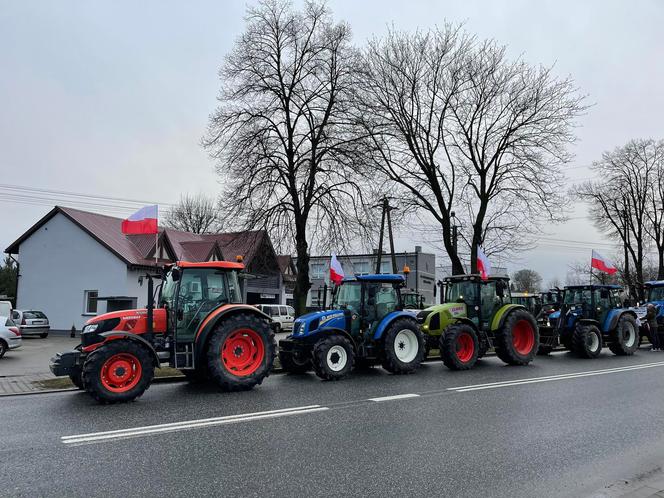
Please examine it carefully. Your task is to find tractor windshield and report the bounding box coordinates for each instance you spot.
[446,281,478,305]
[648,286,664,302]
[333,282,362,311]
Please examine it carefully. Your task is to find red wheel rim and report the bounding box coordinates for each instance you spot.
[513,319,535,355]
[221,328,265,377]
[100,353,142,393]
[456,332,475,363]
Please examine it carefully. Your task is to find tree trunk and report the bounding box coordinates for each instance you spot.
[293,220,311,316]
[440,216,464,275]
[658,244,664,280]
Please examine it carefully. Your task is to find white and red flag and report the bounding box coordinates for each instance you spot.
[477,246,491,281]
[591,250,617,275]
[330,254,345,285]
[121,205,158,234]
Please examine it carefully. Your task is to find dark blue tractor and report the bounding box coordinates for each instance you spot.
[635,281,664,342]
[538,284,638,358]
[278,274,425,380]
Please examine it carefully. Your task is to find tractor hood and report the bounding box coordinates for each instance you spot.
[82,308,168,334]
[292,309,347,337]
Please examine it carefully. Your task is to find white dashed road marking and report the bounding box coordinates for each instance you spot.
[369,393,420,402]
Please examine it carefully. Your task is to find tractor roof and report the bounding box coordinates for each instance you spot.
[564,284,622,290]
[645,281,664,287]
[176,261,245,270]
[444,274,509,283]
[344,274,405,283]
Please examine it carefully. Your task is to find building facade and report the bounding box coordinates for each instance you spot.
[5,206,287,330]
[305,247,436,307]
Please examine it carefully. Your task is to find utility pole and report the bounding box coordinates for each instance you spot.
[374,198,398,274]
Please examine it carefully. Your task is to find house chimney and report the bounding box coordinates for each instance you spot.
[415,246,422,253]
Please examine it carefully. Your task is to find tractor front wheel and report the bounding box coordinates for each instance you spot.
[312,335,354,381]
[608,314,639,356]
[495,310,539,366]
[206,313,275,391]
[381,319,424,374]
[440,324,479,370]
[81,341,154,403]
[572,323,603,358]
[69,369,84,389]
[279,350,312,374]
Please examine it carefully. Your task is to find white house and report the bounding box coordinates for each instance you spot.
[5,206,286,330]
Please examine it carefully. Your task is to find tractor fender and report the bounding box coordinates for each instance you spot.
[306,326,357,350]
[96,331,161,367]
[194,304,271,361]
[490,304,527,331]
[444,316,477,333]
[605,309,637,333]
[576,318,601,330]
[372,311,419,340]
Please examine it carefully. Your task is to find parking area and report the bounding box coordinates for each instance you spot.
[0,334,79,377]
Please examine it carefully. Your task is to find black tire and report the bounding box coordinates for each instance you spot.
[312,335,354,380]
[81,340,155,403]
[279,350,312,374]
[608,314,639,356]
[206,313,276,391]
[537,345,553,356]
[181,367,209,384]
[495,309,539,366]
[0,340,7,359]
[381,318,425,374]
[40,333,48,339]
[572,323,603,358]
[69,369,84,389]
[440,323,479,371]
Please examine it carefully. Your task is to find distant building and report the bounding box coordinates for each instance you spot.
[304,247,436,307]
[5,206,287,330]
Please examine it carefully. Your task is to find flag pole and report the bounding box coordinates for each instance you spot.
[155,206,159,267]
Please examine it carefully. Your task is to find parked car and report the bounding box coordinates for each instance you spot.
[11,310,50,338]
[0,316,22,358]
[255,304,295,332]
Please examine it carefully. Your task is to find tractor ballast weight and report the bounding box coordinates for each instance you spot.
[278,274,425,380]
[50,261,276,403]
[417,274,540,370]
[538,284,638,358]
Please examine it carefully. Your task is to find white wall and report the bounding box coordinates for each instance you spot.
[16,213,134,330]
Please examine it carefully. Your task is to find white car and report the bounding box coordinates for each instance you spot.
[11,310,50,338]
[0,316,22,358]
[255,304,295,332]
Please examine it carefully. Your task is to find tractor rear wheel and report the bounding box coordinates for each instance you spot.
[440,324,479,370]
[206,313,275,391]
[495,310,539,365]
[279,350,312,374]
[381,319,424,374]
[609,314,639,356]
[81,341,154,403]
[572,323,602,358]
[312,335,354,380]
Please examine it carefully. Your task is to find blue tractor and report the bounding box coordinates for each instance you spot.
[278,274,425,380]
[636,281,664,342]
[538,284,638,358]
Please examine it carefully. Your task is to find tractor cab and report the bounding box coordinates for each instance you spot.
[444,275,511,329]
[644,281,664,320]
[555,285,623,330]
[402,291,425,310]
[512,292,543,316]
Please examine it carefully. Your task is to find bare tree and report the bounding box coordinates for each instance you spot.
[203,0,369,313]
[547,277,562,290]
[574,139,661,298]
[164,194,223,234]
[512,269,543,292]
[642,139,664,278]
[357,25,585,274]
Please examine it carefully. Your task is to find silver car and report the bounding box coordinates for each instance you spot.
[12,310,50,338]
[0,316,22,358]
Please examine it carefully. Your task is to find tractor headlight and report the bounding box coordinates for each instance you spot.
[83,323,99,333]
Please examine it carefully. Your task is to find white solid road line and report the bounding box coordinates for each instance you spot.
[447,360,664,393]
[61,405,328,444]
[369,393,420,402]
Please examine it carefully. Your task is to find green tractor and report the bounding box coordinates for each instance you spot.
[417,275,539,370]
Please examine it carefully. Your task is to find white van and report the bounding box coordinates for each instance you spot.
[0,301,12,318]
[256,304,295,332]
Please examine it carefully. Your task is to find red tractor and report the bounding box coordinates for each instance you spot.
[50,261,275,403]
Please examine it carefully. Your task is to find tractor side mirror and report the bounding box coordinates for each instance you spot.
[171,268,181,282]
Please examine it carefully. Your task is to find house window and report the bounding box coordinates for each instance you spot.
[84,290,98,315]
[311,263,326,279]
[353,261,369,275]
[380,260,391,274]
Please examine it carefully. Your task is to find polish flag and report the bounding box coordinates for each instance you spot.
[591,250,617,275]
[477,246,491,281]
[121,205,158,234]
[330,254,345,285]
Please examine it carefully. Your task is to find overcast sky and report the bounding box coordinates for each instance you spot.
[1,0,663,285]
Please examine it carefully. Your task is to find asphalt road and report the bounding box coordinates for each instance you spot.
[3,349,664,498]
